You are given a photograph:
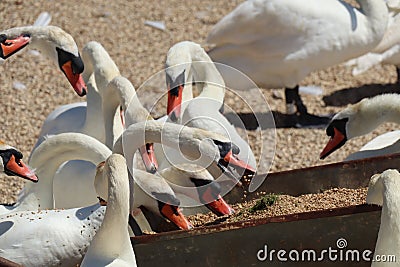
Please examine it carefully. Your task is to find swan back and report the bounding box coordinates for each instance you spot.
[81,154,136,267]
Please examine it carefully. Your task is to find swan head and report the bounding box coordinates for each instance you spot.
[367,169,400,206]
[0,34,30,60]
[0,142,38,183]
[160,164,235,216]
[210,139,256,180]
[367,172,385,206]
[0,26,87,97]
[320,95,397,159]
[133,170,194,230]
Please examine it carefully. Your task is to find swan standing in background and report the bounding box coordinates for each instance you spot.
[81,154,137,267]
[162,41,256,172]
[0,133,111,214]
[206,0,389,126]
[346,2,400,80]
[320,94,400,160]
[0,26,87,96]
[366,169,400,267]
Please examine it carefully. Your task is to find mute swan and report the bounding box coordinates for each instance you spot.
[320,93,400,159]
[81,154,137,267]
[0,142,37,183]
[0,26,87,96]
[366,169,400,267]
[206,0,389,126]
[0,133,111,215]
[162,41,256,172]
[346,3,400,80]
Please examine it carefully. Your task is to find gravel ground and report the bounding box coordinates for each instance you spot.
[187,187,368,227]
[0,0,398,208]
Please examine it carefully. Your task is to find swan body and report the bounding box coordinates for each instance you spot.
[206,0,388,120]
[320,93,400,159]
[162,41,256,173]
[207,0,388,90]
[366,169,400,267]
[81,154,136,267]
[0,25,87,96]
[0,203,106,267]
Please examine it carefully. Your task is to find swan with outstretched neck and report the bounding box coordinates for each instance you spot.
[320,93,400,160]
[0,25,87,96]
[366,169,400,267]
[206,0,389,126]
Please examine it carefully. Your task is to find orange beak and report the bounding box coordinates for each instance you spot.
[224,150,256,175]
[203,188,235,216]
[167,84,184,122]
[5,155,38,183]
[61,61,87,97]
[139,143,158,173]
[0,35,30,59]
[320,128,346,159]
[161,203,193,230]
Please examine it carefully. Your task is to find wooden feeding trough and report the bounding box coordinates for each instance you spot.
[131,153,400,267]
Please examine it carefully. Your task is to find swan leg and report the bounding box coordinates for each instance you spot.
[285,86,331,128]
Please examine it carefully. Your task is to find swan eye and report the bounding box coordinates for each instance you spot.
[326,118,348,138]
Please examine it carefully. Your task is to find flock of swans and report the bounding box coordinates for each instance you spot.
[0,24,256,265]
[2,0,400,265]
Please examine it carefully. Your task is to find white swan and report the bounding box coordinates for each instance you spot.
[162,41,256,172]
[206,0,389,125]
[81,154,137,267]
[346,3,400,79]
[0,142,37,183]
[320,93,400,159]
[366,169,400,267]
[0,133,111,215]
[0,25,87,96]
